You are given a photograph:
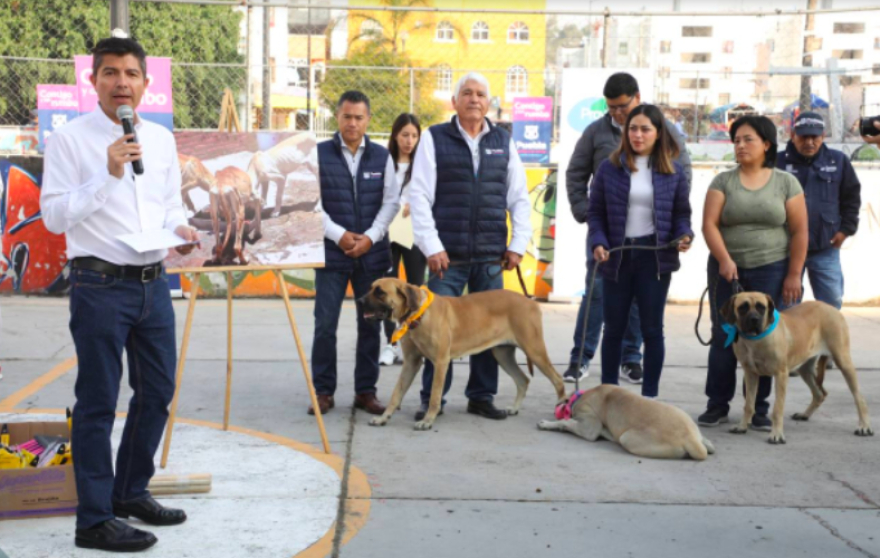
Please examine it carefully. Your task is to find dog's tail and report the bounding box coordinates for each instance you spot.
[684,436,712,461]
[702,436,716,455]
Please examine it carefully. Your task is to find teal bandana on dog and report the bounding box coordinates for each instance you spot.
[722,309,780,348]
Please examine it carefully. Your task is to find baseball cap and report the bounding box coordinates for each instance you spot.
[794,111,825,136]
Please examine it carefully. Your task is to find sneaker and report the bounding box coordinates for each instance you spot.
[563,362,589,383]
[392,343,403,364]
[379,344,396,366]
[750,414,773,432]
[621,363,643,384]
[697,406,729,427]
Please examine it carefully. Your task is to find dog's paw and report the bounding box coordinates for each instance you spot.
[767,433,786,444]
[413,420,433,431]
[369,416,389,427]
[792,412,810,421]
[855,426,874,437]
[729,425,748,435]
[537,420,553,430]
[506,407,520,416]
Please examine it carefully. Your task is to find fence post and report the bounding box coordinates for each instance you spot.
[110,0,130,34]
[409,68,415,114]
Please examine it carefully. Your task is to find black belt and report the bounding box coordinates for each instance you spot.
[72,257,163,283]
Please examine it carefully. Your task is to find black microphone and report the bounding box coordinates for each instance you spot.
[116,105,144,175]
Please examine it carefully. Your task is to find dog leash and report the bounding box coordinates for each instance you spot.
[694,277,744,347]
[573,235,691,392]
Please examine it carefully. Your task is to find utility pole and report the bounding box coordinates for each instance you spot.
[110,0,130,34]
[601,8,610,68]
[799,0,819,112]
[306,0,312,132]
[262,5,271,129]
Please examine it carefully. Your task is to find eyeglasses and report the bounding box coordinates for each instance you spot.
[607,97,636,114]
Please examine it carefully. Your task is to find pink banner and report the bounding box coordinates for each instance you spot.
[74,55,173,114]
[512,97,553,122]
[37,85,79,110]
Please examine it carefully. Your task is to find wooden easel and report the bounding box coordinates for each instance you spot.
[160,265,330,469]
[218,88,242,133]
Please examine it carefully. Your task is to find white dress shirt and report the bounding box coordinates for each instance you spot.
[320,135,400,245]
[41,107,187,266]
[409,118,532,258]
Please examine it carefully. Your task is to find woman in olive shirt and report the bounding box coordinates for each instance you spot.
[698,115,808,429]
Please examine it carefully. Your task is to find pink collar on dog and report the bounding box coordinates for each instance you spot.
[555,390,585,420]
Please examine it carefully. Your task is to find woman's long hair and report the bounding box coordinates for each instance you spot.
[388,113,421,188]
[611,104,680,175]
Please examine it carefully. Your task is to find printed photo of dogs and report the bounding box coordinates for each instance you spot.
[164,131,323,268]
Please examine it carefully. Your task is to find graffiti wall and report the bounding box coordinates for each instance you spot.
[0,156,67,294]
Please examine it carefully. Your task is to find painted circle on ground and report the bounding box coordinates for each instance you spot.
[0,413,340,558]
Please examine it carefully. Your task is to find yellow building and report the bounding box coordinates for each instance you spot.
[346,0,546,120]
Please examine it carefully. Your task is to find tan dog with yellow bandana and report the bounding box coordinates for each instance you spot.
[358,277,567,430]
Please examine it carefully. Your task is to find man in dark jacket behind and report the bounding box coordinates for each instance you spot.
[563,72,692,384]
[777,111,860,309]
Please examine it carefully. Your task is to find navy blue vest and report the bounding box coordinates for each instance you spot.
[318,133,392,272]
[429,117,510,261]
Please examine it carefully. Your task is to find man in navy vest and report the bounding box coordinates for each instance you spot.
[309,90,400,416]
[777,111,861,309]
[409,73,533,421]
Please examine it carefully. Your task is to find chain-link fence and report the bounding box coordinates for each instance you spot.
[2,1,879,154]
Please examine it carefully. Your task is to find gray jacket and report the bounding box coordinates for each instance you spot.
[565,112,692,223]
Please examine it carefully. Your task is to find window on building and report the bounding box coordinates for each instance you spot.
[508,22,530,43]
[719,93,731,105]
[833,49,863,59]
[360,19,382,40]
[436,21,454,42]
[659,67,671,78]
[681,53,711,63]
[873,65,880,76]
[660,40,671,53]
[723,41,734,53]
[618,42,628,56]
[682,26,713,37]
[436,64,452,93]
[679,78,710,89]
[834,23,865,34]
[472,21,489,42]
[875,38,880,49]
[506,65,529,96]
[840,76,862,86]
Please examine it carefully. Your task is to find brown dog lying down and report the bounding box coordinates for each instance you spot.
[538,385,715,460]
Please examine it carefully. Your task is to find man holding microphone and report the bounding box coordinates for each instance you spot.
[41,36,197,552]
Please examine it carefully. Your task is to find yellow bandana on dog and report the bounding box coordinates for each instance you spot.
[390,286,434,344]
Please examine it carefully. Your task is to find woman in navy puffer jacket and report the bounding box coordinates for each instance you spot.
[588,104,693,398]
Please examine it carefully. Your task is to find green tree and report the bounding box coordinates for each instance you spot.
[0,0,243,128]
[320,45,443,134]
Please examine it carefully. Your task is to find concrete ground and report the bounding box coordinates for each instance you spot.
[1,295,879,558]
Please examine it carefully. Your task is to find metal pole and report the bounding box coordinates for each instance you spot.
[245,1,252,132]
[262,5,271,129]
[409,68,415,114]
[601,8,610,68]
[799,0,819,112]
[110,0,130,33]
[306,0,312,131]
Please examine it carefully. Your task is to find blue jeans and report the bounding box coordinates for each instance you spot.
[420,261,503,405]
[706,257,792,415]
[69,268,177,529]
[311,266,385,396]
[802,247,843,309]
[600,237,671,397]
[570,255,643,366]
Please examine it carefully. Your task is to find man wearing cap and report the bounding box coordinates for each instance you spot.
[777,112,861,309]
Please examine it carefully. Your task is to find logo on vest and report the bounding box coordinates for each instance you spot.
[484,148,505,155]
[363,171,384,180]
[819,166,837,173]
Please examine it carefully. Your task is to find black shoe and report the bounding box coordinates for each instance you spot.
[414,403,444,421]
[113,495,187,526]
[750,413,773,432]
[466,399,508,420]
[563,363,589,383]
[75,519,157,552]
[621,363,643,384]
[697,406,730,427]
